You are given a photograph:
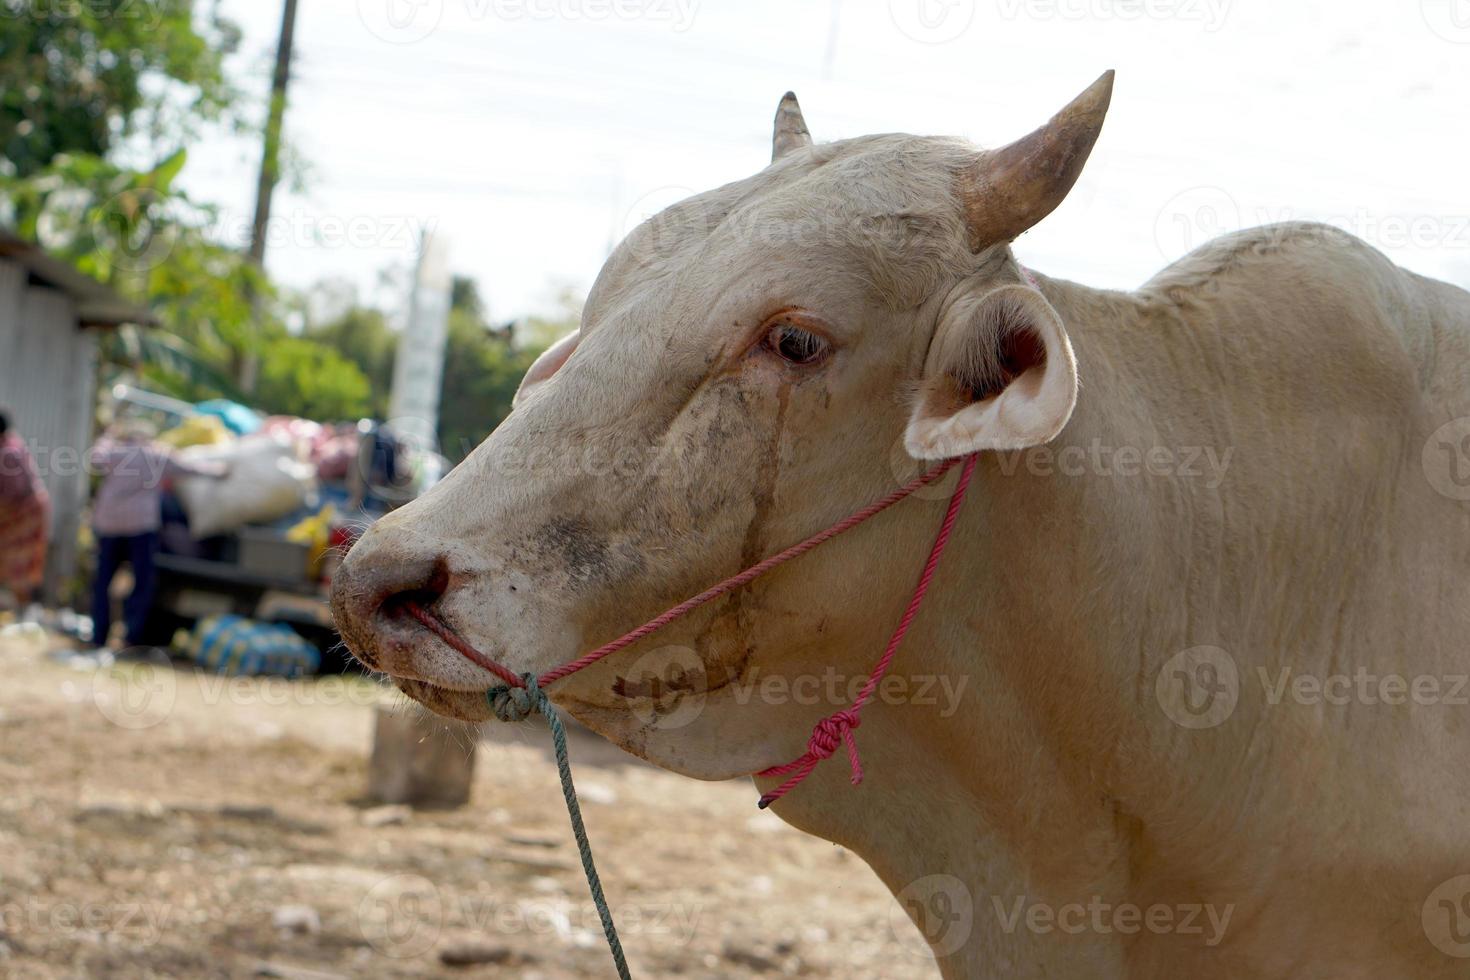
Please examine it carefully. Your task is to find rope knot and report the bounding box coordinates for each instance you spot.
[489,673,542,722]
[807,710,861,759]
[804,709,864,787]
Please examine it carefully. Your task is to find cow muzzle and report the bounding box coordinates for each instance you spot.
[330,523,506,719]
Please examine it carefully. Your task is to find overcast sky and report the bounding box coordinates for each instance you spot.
[182,0,1470,323]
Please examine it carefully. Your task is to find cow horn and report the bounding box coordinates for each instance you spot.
[958,70,1114,250]
[772,91,812,161]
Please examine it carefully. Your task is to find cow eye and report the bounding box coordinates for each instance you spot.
[762,319,831,366]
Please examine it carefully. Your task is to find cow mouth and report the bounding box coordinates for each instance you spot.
[392,676,497,722]
[395,598,530,687]
[343,599,523,721]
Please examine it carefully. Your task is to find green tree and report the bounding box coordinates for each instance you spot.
[0,0,262,402]
[430,276,586,461]
[3,148,269,398]
[436,308,538,461]
[303,275,579,461]
[0,0,241,179]
[253,334,372,421]
[450,275,487,322]
[305,306,395,416]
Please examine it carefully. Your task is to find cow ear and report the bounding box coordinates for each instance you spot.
[513,329,580,409]
[904,283,1077,459]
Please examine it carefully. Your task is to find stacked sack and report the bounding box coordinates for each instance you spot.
[175,615,320,677]
[172,435,317,538]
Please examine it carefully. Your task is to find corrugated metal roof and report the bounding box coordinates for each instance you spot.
[0,230,155,328]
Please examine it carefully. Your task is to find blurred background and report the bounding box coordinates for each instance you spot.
[1,0,1468,976]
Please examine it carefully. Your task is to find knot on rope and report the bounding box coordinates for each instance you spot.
[807,709,861,760]
[756,709,867,809]
[807,709,864,785]
[488,673,542,722]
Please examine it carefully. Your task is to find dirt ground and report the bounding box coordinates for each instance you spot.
[0,625,939,979]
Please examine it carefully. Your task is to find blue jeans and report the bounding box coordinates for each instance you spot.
[92,531,159,647]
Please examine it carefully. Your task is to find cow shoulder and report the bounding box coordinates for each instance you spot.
[1142,222,1453,406]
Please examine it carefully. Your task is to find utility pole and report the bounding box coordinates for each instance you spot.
[240,0,300,391]
[250,0,299,267]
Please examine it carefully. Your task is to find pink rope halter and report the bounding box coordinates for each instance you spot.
[407,451,979,808]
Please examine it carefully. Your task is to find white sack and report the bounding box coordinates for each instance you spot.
[174,435,315,538]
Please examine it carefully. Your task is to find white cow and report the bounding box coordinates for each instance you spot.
[334,72,1470,976]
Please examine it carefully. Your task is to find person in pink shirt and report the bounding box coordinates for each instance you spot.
[88,420,225,650]
[0,409,50,609]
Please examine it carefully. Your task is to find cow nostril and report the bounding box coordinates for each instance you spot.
[331,528,467,675]
[380,588,442,624]
[332,541,454,668]
[377,559,451,625]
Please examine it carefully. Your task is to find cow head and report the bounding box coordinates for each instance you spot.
[332,72,1112,781]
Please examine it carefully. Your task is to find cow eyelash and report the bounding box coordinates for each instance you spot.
[761,318,832,366]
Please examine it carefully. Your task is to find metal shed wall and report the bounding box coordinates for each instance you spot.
[0,256,99,602]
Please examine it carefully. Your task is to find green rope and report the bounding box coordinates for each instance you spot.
[490,674,631,979]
